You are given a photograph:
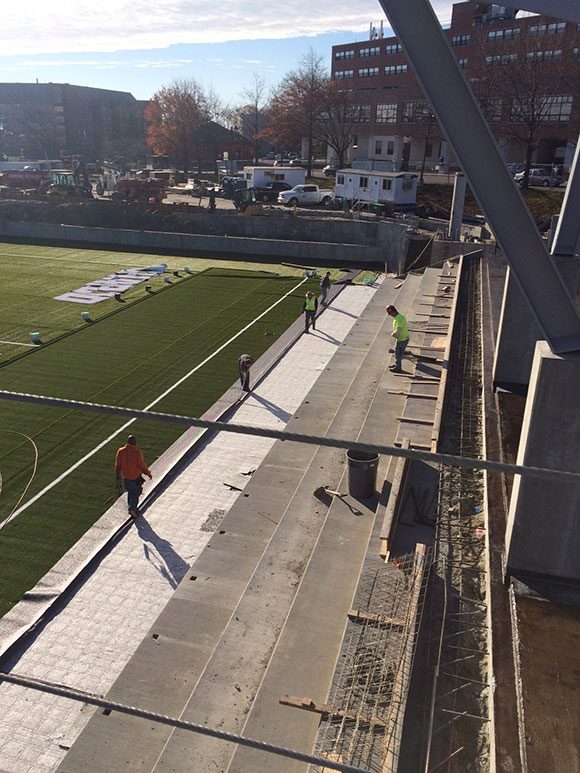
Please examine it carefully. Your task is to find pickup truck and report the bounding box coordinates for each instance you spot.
[277,184,332,207]
[254,181,293,203]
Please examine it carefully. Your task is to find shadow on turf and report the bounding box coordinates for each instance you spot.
[134,518,189,588]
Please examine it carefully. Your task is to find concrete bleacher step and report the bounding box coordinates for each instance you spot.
[58,275,409,772]
[226,268,451,772]
[59,268,454,773]
[144,275,419,773]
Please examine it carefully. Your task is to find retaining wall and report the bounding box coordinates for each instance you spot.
[0,219,385,266]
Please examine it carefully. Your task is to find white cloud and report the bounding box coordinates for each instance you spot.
[0,57,194,72]
[2,0,453,56]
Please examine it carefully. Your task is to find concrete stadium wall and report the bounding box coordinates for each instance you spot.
[0,219,385,266]
[173,211,406,249]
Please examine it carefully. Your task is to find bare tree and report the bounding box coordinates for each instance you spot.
[265,49,329,177]
[315,82,356,168]
[238,74,270,163]
[470,35,580,187]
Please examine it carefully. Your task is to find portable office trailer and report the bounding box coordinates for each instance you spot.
[334,169,418,208]
[243,166,306,189]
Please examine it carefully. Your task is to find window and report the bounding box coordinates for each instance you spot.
[382,179,392,191]
[358,67,379,77]
[376,103,397,122]
[359,46,380,58]
[384,64,407,75]
[375,140,382,155]
[349,104,371,122]
[485,53,517,66]
[458,58,468,69]
[385,43,403,55]
[387,140,394,155]
[487,28,520,42]
[529,22,565,36]
[335,49,354,60]
[511,94,572,122]
[402,100,433,123]
[335,70,354,79]
[425,141,433,157]
[574,48,580,58]
[451,34,470,46]
[359,176,369,188]
[337,174,345,185]
[478,97,503,122]
[526,50,562,62]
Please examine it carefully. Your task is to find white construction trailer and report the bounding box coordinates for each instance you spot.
[333,169,418,210]
[243,166,306,189]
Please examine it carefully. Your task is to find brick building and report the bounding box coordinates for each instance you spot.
[331,1,580,172]
[0,83,147,163]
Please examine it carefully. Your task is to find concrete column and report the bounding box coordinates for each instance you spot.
[393,135,404,171]
[448,172,466,241]
[505,340,580,581]
[493,258,580,390]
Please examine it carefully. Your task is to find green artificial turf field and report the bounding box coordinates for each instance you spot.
[0,252,320,617]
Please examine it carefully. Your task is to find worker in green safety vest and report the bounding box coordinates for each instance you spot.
[386,304,409,373]
[303,291,318,333]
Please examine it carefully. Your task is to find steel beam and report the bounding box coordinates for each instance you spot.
[378,0,580,353]
[501,1,580,23]
[552,137,580,258]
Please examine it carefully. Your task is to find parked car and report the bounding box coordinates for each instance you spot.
[323,164,339,177]
[287,152,298,160]
[266,152,275,160]
[514,168,563,187]
[289,158,307,167]
[254,181,293,203]
[277,184,332,207]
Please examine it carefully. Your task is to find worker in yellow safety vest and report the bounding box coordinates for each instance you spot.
[386,304,409,373]
[303,291,318,333]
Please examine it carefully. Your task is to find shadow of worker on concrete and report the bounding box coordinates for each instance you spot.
[135,517,189,589]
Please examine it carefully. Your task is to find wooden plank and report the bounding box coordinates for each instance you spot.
[382,544,428,772]
[432,257,462,452]
[380,438,410,547]
[397,416,435,426]
[279,695,386,728]
[416,312,451,318]
[387,391,438,399]
[348,609,406,628]
[394,440,432,450]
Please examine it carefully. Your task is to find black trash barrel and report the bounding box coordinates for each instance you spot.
[346,450,379,498]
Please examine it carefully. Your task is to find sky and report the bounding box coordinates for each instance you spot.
[1,1,455,106]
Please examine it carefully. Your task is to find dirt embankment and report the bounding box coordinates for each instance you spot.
[0,199,226,235]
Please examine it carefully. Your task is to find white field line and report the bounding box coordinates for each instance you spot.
[8,276,309,522]
[0,340,37,347]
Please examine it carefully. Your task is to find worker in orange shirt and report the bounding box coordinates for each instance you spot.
[115,435,152,518]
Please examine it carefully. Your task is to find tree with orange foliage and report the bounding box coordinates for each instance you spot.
[144,79,210,173]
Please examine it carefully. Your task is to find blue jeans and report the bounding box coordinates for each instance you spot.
[395,338,409,369]
[124,478,142,512]
[305,310,316,331]
[321,286,328,305]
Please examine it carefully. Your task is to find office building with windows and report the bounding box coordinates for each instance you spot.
[331,1,580,171]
